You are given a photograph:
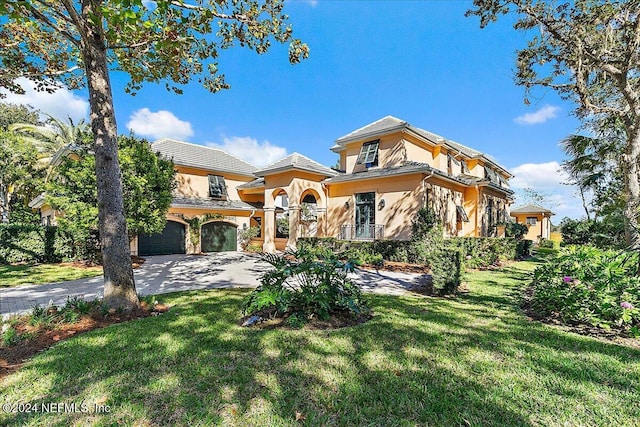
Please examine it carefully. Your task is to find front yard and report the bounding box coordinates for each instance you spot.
[0,264,102,287]
[1,259,639,426]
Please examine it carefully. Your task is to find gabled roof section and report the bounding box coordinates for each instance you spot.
[152,138,257,177]
[255,152,338,177]
[334,115,407,145]
[510,204,555,215]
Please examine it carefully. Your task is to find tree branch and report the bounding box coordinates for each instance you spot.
[169,1,252,23]
[20,1,80,47]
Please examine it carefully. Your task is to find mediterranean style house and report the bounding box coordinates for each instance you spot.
[33,115,515,255]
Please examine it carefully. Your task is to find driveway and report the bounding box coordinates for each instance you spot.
[0,253,424,316]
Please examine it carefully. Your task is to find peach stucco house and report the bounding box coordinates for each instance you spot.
[510,204,554,241]
[34,116,516,255]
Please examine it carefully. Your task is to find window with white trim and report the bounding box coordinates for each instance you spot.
[526,216,537,225]
[356,140,379,167]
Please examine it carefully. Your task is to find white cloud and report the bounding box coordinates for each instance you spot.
[126,108,194,140]
[514,105,561,125]
[510,161,588,220]
[207,136,287,167]
[0,78,88,123]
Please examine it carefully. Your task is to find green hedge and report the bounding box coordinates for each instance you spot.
[446,237,517,268]
[0,224,80,264]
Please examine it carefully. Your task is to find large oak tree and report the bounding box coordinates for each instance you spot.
[468,0,640,249]
[0,0,308,309]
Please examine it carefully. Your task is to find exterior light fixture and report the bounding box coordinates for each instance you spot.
[378,199,385,210]
[345,200,350,209]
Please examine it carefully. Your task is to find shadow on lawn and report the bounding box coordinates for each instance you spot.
[2,286,639,426]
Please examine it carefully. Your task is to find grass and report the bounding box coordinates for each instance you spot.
[1,259,639,426]
[0,264,102,287]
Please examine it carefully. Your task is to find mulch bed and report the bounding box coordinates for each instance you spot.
[0,303,168,380]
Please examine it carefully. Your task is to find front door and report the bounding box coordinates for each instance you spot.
[355,192,375,239]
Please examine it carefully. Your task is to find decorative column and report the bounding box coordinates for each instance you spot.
[316,207,327,238]
[263,207,276,253]
[287,204,300,250]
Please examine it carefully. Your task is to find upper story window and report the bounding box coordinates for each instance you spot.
[484,166,499,184]
[447,154,461,176]
[461,160,470,174]
[356,140,379,167]
[208,175,227,199]
[526,216,537,225]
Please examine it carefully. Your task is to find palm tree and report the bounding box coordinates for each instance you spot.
[9,114,90,164]
[9,115,90,180]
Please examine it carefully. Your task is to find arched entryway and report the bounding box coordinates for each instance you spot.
[300,192,319,238]
[138,220,186,256]
[201,221,238,252]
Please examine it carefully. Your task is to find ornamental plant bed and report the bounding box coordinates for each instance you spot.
[0,301,167,380]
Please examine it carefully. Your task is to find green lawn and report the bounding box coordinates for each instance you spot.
[1,259,639,426]
[0,264,103,287]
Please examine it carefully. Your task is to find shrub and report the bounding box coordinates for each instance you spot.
[516,240,533,259]
[425,248,463,294]
[238,226,260,250]
[243,249,370,325]
[529,245,640,331]
[446,237,516,268]
[504,222,529,240]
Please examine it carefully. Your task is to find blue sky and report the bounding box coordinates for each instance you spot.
[2,0,587,219]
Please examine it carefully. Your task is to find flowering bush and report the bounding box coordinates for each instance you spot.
[529,245,640,334]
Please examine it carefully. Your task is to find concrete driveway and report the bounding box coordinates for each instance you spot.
[0,252,424,316]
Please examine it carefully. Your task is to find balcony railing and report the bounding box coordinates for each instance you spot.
[339,224,384,241]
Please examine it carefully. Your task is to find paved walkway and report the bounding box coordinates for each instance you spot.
[0,253,425,316]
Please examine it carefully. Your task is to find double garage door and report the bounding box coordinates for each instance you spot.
[138,220,237,256]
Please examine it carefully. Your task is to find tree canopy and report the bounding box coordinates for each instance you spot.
[46,135,175,258]
[468,0,640,250]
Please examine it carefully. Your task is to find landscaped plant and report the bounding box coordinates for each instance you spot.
[243,249,370,326]
[238,226,260,250]
[529,245,640,333]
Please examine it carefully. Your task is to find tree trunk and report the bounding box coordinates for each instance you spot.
[622,127,640,258]
[80,4,138,310]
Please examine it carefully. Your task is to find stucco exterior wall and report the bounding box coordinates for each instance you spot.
[174,166,253,200]
[326,174,423,240]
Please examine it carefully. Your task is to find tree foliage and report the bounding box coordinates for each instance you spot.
[0,0,309,96]
[46,135,176,254]
[0,102,40,130]
[468,0,640,250]
[0,131,43,223]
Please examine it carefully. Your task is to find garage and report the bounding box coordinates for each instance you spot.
[201,221,237,252]
[138,220,186,256]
